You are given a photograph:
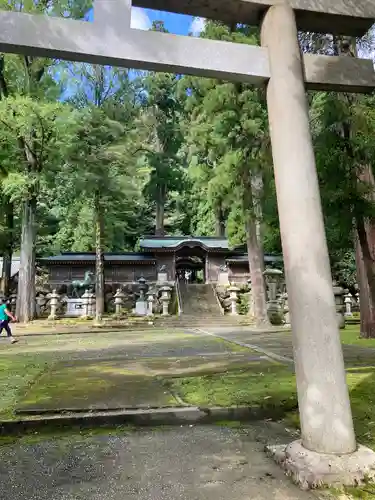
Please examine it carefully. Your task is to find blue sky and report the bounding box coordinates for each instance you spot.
[86,5,205,36]
[134,8,201,35]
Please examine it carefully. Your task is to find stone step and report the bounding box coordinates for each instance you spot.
[179,283,222,318]
[155,316,252,328]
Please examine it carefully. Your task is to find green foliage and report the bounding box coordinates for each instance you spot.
[0,16,374,298]
[0,93,79,255]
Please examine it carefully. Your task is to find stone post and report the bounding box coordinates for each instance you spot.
[247,279,254,317]
[114,288,125,316]
[146,290,155,316]
[345,293,353,317]
[159,285,171,316]
[228,285,239,316]
[48,289,59,320]
[81,290,90,318]
[261,3,356,455]
[282,292,290,327]
[10,293,17,311]
[87,290,95,318]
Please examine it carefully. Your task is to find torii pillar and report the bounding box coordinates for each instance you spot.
[259,3,375,486]
[261,3,355,455]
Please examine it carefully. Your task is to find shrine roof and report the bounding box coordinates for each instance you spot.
[38,252,155,263]
[139,236,229,251]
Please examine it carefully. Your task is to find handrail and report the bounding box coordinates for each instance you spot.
[176,278,183,316]
[212,283,225,316]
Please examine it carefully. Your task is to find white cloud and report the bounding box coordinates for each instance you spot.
[131,7,151,30]
[190,16,206,36]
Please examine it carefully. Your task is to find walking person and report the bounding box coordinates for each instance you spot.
[0,299,18,343]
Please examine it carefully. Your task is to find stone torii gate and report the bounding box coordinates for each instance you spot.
[1,0,375,487]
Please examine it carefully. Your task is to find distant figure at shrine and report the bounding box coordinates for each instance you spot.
[184,271,192,283]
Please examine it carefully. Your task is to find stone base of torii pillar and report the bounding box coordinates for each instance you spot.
[266,441,375,490]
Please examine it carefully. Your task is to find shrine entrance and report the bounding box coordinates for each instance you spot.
[175,246,206,284]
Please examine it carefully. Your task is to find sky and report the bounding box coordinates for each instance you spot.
[86,5,206,36]
[131,7,205,36]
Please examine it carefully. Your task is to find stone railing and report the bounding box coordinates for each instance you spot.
[212,283,225,316]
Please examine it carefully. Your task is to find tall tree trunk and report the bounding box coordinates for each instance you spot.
[94,192,105,323]
[242,170,270,327]
[355,229,375,338]
[1,200,14,296]
[16,196,37,322]
[251,173,265,274]
[245,214,269,327]
[355,214,375,338]
[215,203,226,237]
[155,184,166,236]
[355,164,375,338]
[0,59,13,297]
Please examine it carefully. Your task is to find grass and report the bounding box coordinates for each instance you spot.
[170,362,298,411]
[341,324,375,348]
[0,354,51,420]
[171,362,375,449]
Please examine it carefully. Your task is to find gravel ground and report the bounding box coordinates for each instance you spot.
[0,425,324,500]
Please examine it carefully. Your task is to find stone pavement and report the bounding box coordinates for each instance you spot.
[0,425,324,500]
[6,326,375,414]
[16,353,266,413]
[0,328,248,360]
[3,328,273,414]
[202,327,375,367]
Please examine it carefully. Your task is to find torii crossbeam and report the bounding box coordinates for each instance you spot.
[0,1,374,92]
[1,0,375,489]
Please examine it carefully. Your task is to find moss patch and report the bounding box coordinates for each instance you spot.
[0,354,51,420]
[0,424,137,448]
[17,360,180,412]
[169,362,297,410]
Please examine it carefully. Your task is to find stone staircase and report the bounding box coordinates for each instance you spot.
[156,283,248,328]
[180,283,222,316]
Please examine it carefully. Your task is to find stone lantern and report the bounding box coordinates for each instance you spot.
[333,281,345,329]
[138,276,147,300]
[114,288,125,316]
[263,268,284,325]
[48,289,60,320]
[146,289,155,316]
[344,293,353,317]
[136,277,148,316]
[228,285,240,316]
[36,294,47,318]
[159,285,172,316]
[263,267,283,302]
